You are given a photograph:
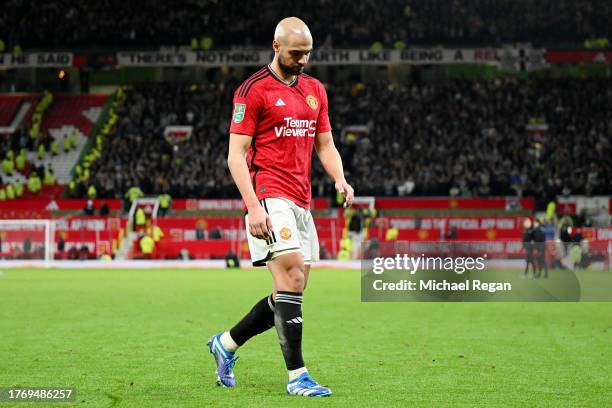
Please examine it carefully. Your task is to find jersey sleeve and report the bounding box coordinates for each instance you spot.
[316,83,332,134]
[229,86,264,136]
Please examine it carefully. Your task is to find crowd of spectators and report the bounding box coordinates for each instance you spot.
[87,82,237,199]
[82,75,612,201]
[317,77,612,199]
[1,0,611,50]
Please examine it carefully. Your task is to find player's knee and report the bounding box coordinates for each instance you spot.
[285,264,305,291]
[271,252,306,291]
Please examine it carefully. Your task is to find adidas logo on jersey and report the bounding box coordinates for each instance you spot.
[275,98,286,106]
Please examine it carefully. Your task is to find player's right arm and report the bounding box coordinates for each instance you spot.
[227,133,272,240]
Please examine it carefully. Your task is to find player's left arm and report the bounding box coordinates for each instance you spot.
[315,131,354,208]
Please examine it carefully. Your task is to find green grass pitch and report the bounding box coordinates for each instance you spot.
[1,268,611,407]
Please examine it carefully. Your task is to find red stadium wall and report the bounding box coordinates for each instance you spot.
[2,197,611,260]
[1,216,126,259]
[374,197,534,210]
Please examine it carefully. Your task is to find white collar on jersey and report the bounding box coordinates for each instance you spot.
[267,64,298,86]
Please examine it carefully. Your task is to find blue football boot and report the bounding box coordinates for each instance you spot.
[287,372,332,397]
[207,333,239,388]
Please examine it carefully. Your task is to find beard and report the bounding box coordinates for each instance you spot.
[278,54,304,76]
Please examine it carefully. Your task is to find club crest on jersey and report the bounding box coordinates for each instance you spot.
[280,227,292,240]
[233,103,246,123]
[306,95,318,110]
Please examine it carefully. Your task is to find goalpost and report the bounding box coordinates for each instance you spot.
[0,219,55,266]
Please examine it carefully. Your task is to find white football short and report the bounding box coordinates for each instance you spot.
[245,197,319,267]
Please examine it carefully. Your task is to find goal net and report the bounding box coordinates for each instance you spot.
[0,220,55,265]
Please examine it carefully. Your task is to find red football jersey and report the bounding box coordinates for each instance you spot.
[229,65,331,209]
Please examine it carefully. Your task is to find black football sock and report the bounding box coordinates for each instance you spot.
[229,294,275,346]
[274,291,305,370]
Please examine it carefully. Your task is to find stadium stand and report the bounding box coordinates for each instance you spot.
[0,96,23,126]
[0,95,38,130]
[68,77,612,203]
[84,82,238,200]
[38,95,107,184]
[0,93,108,200]
[0,0,611,49]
